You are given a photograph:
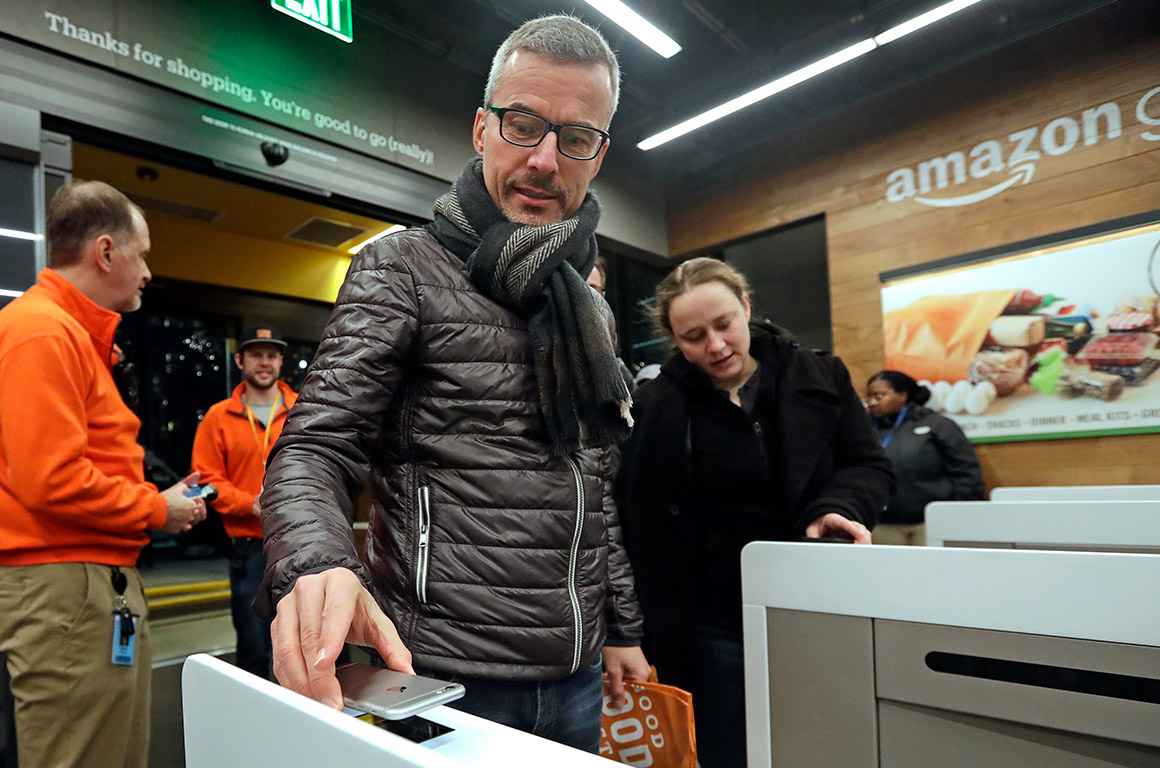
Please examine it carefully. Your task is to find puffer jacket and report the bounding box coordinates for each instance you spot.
[258,227,643,681]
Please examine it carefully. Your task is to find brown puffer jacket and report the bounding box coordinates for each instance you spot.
[258,227,644,681]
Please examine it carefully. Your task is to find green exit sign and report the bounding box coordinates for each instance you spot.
[271,0,353,43]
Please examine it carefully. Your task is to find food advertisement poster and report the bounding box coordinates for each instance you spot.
[880,218,1160,443]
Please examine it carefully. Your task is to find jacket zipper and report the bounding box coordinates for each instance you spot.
[415,483,431,605]
[564,457,585,674]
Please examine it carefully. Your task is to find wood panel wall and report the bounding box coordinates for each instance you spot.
[667,27,1160,490]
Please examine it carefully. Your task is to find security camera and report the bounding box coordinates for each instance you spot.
[260,141,289,167]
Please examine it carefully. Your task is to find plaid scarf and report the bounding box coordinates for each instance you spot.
[431,159,632,454]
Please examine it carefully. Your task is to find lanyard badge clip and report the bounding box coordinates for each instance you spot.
[110,566,137,667]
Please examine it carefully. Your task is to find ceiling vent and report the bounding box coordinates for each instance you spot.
[129,193,220,223]
[287,217,366,248]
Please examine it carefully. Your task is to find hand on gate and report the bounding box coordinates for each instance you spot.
[804,512,872,544]
[271,567,414,709]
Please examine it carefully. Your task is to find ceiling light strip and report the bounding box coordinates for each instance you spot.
[875,0,986,45]
[637,0,988,150]
[638,39,876,150]
[347,224,407,255]
[0,227,43,241]
[582,0,681,59]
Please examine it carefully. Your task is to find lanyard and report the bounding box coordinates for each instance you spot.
[244,390,282,455]
[879,406,909,449]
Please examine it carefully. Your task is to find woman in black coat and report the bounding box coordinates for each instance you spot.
[865,371,984,545]
[616,258,894,767]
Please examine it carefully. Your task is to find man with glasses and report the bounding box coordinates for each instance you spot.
[258,15,648,752]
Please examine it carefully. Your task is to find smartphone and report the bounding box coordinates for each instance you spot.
[336,663,465,720]
[184,483,218,503]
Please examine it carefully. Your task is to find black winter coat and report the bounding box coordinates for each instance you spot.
[616,322,894,691]
[876,405,984,524]
[258,227,643,681]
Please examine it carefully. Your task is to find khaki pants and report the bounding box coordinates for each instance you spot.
[0,563,151,768]
[873,523,927,546]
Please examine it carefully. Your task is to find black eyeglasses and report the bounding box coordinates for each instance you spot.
[486,105,609,161]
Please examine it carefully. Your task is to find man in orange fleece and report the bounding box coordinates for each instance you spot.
[193,326,297,680]
[0,180,206,768]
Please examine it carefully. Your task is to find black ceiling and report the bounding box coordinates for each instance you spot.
[356,0,1144,189]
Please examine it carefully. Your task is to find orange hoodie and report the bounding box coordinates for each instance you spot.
[191,380,297,539]
[0,270,167,567]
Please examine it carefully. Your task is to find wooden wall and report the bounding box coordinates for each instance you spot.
[667,25,1160,490]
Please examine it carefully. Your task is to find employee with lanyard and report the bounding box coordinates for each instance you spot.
[193,326,298,678]
[865,370,984,546]
[0,181,205,767]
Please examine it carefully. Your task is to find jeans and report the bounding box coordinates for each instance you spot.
[229,538,273,680]
[420,662,604,752]
[690,626,746,768]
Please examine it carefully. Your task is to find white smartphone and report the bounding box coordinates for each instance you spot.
[336,663,465,721]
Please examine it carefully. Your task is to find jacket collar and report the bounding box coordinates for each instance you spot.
[33,269,121,367]
[878,404,932,427]
[906,404,934,421]
[226,379,299,416]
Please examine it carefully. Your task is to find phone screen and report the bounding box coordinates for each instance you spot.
[344,709,455,744]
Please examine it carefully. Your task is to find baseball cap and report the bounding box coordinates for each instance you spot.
[238,326,287,351]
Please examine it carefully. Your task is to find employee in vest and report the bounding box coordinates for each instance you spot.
[193,326,298,679]
[0,180,206,768]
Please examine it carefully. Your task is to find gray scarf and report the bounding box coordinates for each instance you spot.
[431,159,632,455]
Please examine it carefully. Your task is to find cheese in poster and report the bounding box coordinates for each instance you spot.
[880,221,1160,443]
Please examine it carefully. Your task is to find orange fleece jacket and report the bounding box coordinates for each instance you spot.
[0,270,167,567]
[191,380,297,539]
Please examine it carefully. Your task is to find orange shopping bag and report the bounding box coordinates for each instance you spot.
[599,668,696,768]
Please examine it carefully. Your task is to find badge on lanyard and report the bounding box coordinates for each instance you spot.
[879,406,909,449]
[245,391,282,455]
[110,567,137,667]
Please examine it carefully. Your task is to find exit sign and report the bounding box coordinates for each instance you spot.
[271,0,353,43]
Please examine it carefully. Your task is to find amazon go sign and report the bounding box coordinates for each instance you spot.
[885,85,1160,208]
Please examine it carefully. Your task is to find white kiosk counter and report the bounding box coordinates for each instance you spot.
[741,543,1160,768]
[926,499,1160,552]
[182,654,612,768]
[992,484,1160,502]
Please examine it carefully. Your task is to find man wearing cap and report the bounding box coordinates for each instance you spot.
[192,326,297,679]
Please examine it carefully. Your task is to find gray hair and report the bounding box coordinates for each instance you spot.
[484,15,620,125]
